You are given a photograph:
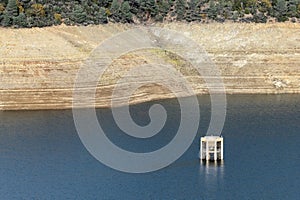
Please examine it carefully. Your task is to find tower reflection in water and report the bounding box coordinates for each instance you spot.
[199,161,225,198]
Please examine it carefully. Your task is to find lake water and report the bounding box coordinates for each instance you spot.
[0,95,299,199]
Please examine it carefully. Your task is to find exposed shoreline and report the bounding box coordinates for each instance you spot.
[1,23,300,110]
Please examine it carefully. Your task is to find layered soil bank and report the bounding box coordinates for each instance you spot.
[1,23,299,110]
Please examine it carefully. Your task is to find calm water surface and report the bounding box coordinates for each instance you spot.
[0,95,299,199]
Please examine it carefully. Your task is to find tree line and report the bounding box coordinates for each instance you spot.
[0,0,299,28]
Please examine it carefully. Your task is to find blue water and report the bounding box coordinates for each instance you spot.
[0,95,299,199]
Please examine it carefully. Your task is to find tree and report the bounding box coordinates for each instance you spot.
[233,0,243,11]
[120,1,132,22]
[5,0,18,17]
[140,0,158,20]
[175,0,186,20]
[2,0,18,26]
[98,0,111,8]
[128,0,140,15]
[287,0,299,17]
[13,12,27,27]
[186,0,201,22]
[98,7,108,24]
[155,0,170,22]
[275,0,287,21]
[208,0,218,19]
[72,5,87,24]
[0,0,300,27]
[110,0,120,22]
[2,12,11,26]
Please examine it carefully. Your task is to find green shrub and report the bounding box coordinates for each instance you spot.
[244,7,250,14]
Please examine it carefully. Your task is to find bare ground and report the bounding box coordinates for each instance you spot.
[0,23,299,110]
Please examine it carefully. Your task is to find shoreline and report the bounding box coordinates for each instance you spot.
[1,93,300,111]
[1,23,300,110]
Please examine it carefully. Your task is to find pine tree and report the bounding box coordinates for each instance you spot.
[72,5,87,24]
[161,0,171,15]
[208,0,218,19]
[186,0,201,22]
[2,12,11,26]
[0,0,300,27]
[217,0,225,16]
[287,0,299,17]
[98,7,108,24]
[128,0,140,15]
[99,0,111,8]
[2,0,18,26]
[140,0,158,20]
[176,0,186,20]
[13,12,27,27]
[6,0,18,17]
[110,0,120,22]
[275,0,287,21]
[154,0,170,21]
[120,1,132,22]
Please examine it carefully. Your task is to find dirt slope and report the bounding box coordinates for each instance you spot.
[0,23,299,110]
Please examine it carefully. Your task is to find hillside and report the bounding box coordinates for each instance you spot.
[0,23,300,110]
